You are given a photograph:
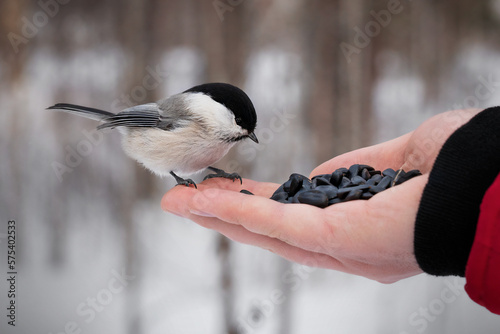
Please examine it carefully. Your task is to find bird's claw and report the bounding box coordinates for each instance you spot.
[170,171,197,189]
[175,178,197,189]
[204,167,243,184]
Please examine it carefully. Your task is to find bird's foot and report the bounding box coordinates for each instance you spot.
[170,171,197,189]
[203,167,243,184]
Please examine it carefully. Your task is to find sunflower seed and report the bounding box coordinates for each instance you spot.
[337,184,370,198]
[394,169,422,185]
[361,192,373,199]
[348,164,361,178]
[330,170,344,187]
[271,191,288,201]
[297,190,329,208]
[312,177,332,187]
[361,168,371,180]
[351,175,367,185]
[240,190,254,195]
[314,185,338,199]
[382,168,397,178]
[370,174,383,183]
[340,176,353,188]
[344,189,363,201]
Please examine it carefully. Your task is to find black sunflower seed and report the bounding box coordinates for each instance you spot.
[370,174,383,183]
[328,198,342,205]
[297,190,329,208]
[361,192,373,200]
[314,185,338,199]
[271,191,288,201]
[336,167,349,175]
[394,169,422,185]
[358,164,375,171]
[382,168,397,178]
[337,184,370,198]
[351,175,367,185]
[361,168,371,180]
[348,164,361,178]
[312,177,332,187]
[344,189,363,201]
[369,170,382,176]
[240,190,254,195]
[330,170,344,187]
[377,175,393,189]
[340,176,353,188]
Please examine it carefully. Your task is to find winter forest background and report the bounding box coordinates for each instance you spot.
[2,0,500,333]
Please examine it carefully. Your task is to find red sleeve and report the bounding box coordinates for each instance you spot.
[465,172,500,314]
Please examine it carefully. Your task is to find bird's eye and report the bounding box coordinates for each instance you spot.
[235,117,242,126]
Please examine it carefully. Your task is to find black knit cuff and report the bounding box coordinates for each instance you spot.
[414,107,500,277]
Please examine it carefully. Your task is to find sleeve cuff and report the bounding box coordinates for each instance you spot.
[465,172,500,314]
[414,107,500,276]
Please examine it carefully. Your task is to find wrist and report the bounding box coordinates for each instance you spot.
[414,107,500,276]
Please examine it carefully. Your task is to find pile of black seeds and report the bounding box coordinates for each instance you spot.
[240,164,421,208]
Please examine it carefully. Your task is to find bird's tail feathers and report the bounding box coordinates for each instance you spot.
[47,103,114,121]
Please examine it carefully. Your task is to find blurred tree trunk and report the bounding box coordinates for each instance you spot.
[277,258,293,334]
[194,2,253,333]
[303,0,374,165]
[113,1,161,333]
[0,0,30,265]
[217,236,238,334]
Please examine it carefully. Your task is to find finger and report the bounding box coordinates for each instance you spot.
[201,177,279,197]
[186,213,346,271]
[311,132,412,177]
[161,178,279,216]
[187,214,411,281]
[162,185,200,216]
[185,188,353,253]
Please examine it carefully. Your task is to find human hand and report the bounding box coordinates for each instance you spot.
[161,109,480,283]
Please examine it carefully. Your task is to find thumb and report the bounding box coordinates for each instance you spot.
[310,133,412,177]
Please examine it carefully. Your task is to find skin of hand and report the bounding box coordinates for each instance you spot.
[161,109,480,283]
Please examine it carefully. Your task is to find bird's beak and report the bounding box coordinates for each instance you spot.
[248,132,259,143]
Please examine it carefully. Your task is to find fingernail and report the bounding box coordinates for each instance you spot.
[189,209,215,218]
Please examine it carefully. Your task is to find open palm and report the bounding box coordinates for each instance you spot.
[161,109,479,283]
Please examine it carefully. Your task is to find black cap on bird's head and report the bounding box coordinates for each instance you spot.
[184,83,258,142]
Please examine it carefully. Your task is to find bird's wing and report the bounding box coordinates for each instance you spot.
[97,103,180,130]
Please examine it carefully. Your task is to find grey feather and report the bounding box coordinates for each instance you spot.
[97,110,161,130]
[46,103,114,121]
[157,94,192,121]
[98,98,191,130]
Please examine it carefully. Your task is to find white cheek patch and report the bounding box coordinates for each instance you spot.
[185,93,231,122]
[184,93,245,139]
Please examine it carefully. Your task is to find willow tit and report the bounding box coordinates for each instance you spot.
[48,83,258,188]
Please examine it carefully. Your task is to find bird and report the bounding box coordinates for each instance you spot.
[47,82,258,188]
